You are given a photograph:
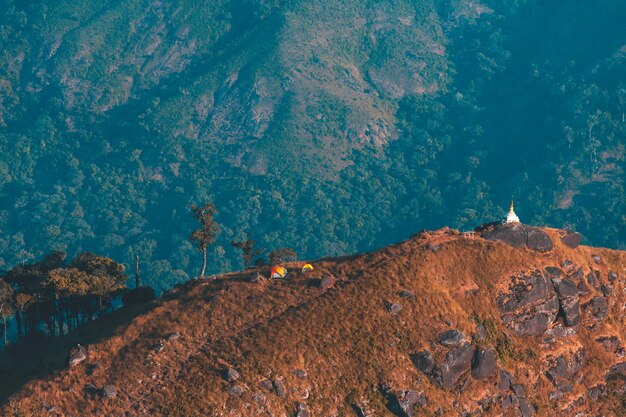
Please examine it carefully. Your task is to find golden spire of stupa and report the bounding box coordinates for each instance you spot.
[504,198,520,224]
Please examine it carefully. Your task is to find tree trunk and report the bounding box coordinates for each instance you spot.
[135,255,140,288]
[58,306,64,337]
[200,246,207,279]
[1,309,6,347]
[15,310,22,340]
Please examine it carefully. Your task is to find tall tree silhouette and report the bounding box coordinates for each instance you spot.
[0,279,13,346]
[190,202,221,279]
[231,234,265,269]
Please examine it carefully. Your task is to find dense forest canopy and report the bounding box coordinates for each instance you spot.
[0,0,624,291]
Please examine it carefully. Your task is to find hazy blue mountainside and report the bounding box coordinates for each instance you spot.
[0,0,624,290]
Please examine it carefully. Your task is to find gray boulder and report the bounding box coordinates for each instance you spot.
[577,280,590,296]
[544,266,562,279]
[320,276,336,290]
[526,227,553,252]
[274,379,286,398]
[399,289,415,299]
[511,384,526,397]
[167,332,182,341]
[386,389,428,417]
[552,278,577,299]
[499,370,516,391]
[69,344,87,368]
[544,323,577,339]
[583,296,609,321]
[545,349,585,391]
[471,349,496,380]
[410,350,434,375]
[482,222,527,248]
[552,278,580,326]
[259,379,273,390]
[433,343,474,389]
[354,400,373,417]
[587,271,599,287]
[561,231,581,249]
[596,335,622,354]
[249,273,264,283]
[588,384,607,401]
[438,329,466,347]
[297,403,310,417]
[252,392,267,405]
[102,385,118,399]
[387,303,402,316]
[519,398,534,417]
[601,284,613,297]
[229,385,244,397]
[226,368,240,382]
[561,297,580,327]
[501,394,518,409]
[509,312,550,337]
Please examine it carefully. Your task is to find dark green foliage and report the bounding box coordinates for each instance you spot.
[231,235,264,269]
[0,0,623,293]
[268,248,297,265]
[0,252,127,344]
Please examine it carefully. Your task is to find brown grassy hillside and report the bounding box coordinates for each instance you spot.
[2,227,626,416]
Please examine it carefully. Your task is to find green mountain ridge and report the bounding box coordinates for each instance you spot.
[0,0,624,290]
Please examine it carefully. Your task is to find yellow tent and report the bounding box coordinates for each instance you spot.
[302,264,314,272]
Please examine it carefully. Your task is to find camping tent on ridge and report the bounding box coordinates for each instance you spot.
[270,266,287,279]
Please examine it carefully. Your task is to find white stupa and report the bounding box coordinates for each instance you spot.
[504,199,520,224]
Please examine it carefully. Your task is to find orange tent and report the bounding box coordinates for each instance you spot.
[271,266,287,278]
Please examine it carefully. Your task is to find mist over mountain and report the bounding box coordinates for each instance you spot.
[1,0,625,290]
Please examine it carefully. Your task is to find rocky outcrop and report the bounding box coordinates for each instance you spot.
[561,231,581,248]
[102,385,118,399]
[482,222,527,248]
[387,302,402,316]
[382,386,428,417]
[226,368,240,382]
[526,227,553,252]
[480,223,553,252]
[596,335,625,356]
[497,271,559,336]
[583,296,609,321]
[274,379,286,398]
[410,351,434,374]
[545,349,585,393]
[552,277,580,326]
[320,276,337,290]
[471,349,496,379]
[437,329,466,347]
[229,386,244,396]
[432,343,474,389]
[296,403,310,417]
[69,344,87,368]
[354,400,373,417]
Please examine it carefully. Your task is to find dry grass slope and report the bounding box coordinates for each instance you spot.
[3,227,626,416]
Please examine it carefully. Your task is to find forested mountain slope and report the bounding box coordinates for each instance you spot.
[0,0,625,290]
